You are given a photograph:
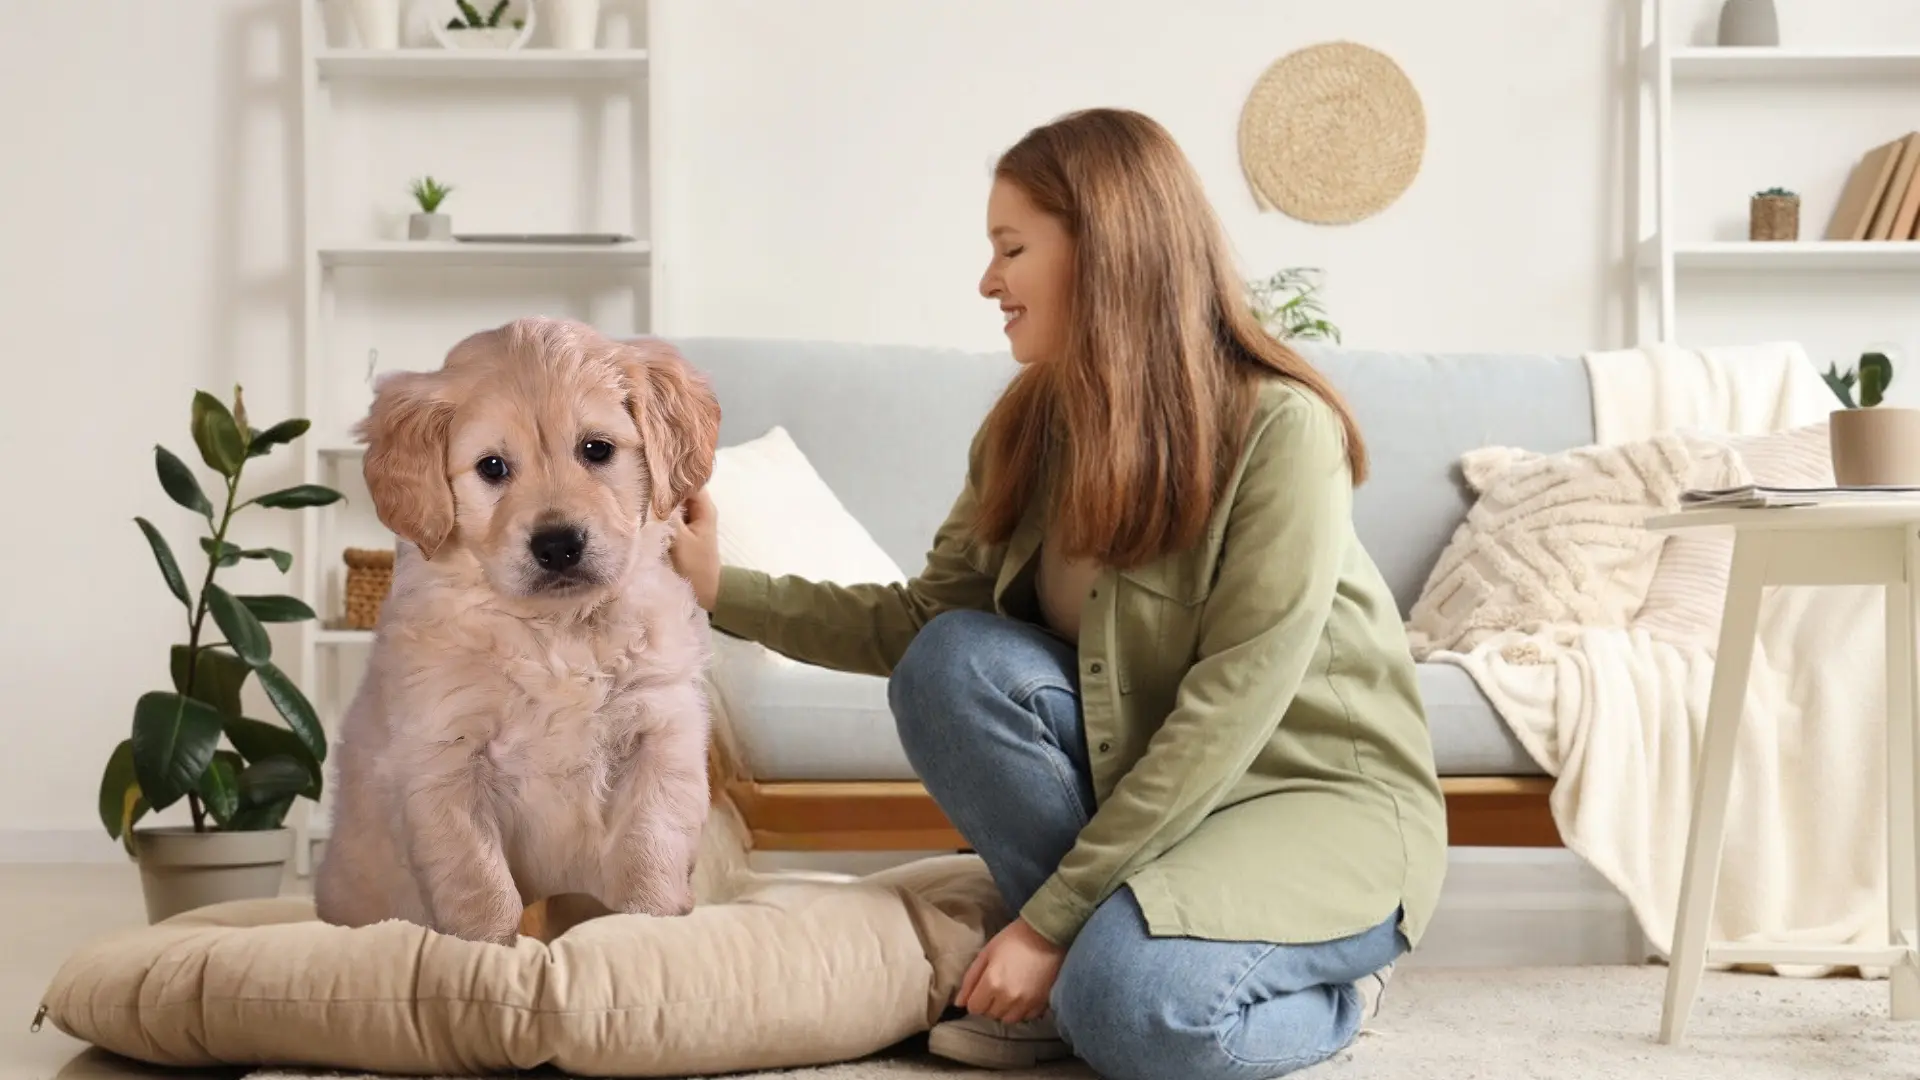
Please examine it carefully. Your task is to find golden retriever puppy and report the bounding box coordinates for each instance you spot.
[312,316,720,946]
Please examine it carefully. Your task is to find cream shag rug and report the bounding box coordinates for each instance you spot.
[246,964,1920,1080]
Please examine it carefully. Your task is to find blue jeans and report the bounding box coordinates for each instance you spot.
[888,610,1406,1080]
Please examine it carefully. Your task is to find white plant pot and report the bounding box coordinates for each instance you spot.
[442,26,524,49]
[348,0,401,49]
[548,0,601,49]
[409,212,452,240]
[430,0,536,50]
[131,827,291,924]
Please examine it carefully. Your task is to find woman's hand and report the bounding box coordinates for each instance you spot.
[670,486,721,610]
[953,918,1065,1024]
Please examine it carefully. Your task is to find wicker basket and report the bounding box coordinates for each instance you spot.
[341,547,395,630]
[1750,194,1799,241]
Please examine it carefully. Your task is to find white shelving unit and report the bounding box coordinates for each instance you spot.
[319,240,653,269]
[289,1,661,873]
[1636,2,1920,343]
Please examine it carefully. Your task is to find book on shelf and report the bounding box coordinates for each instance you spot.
[1826,130,1920,241]
[1680,484,1920,509]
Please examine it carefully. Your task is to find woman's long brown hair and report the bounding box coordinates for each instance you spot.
[973,108,1368,569]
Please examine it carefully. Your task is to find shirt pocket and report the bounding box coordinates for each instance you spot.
[1113,532,1221,699]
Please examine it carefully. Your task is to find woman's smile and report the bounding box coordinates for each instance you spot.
[980,176,1071,364]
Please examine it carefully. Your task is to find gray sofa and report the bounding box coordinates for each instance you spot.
[672,335,1596,785]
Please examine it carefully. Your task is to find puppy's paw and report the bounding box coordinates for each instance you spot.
[428,888,525,946]
[616,879,695,918]
[433,915,521,946]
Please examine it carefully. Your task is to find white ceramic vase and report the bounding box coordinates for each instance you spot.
[348,0,400,49]
[549,0,601,50]
[1717,0,1780,46]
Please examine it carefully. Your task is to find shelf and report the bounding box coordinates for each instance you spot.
[1671,47,1920,81]
[1661,241,1920,272]
[317,443,364,458]
[317,49,649,81]
[315,628,374,647]
[318,241,652,269]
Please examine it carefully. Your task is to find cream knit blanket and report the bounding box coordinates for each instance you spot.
[1416,342,1892,976]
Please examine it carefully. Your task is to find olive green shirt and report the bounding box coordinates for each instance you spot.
[712,378,1448,950]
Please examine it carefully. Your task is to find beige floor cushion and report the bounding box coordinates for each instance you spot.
[39,855,1004,1077]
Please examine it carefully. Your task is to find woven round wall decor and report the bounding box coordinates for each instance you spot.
[1238,41,1425,224]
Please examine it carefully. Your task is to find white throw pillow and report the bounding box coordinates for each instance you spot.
[704,425,908,587]
[1406,432,1718,656]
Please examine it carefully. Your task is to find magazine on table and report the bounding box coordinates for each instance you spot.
[1679,483,1920,509]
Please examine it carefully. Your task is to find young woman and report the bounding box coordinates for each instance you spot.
[669,107,1447,1080]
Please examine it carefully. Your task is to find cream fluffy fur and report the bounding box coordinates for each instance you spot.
[313,317,720,945]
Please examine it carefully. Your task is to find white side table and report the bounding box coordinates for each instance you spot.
[1645,502,1920,1045]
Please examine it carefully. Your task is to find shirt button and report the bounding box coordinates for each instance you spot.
[1089,661,1103,674]
[1099,741,1112,753]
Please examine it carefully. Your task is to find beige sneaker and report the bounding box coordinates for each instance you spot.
[1357,961,1396,1028]
[928,1013,1073,1070]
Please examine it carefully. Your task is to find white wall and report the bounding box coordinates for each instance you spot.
[659,0,1920,388]
[2,0,1918,854]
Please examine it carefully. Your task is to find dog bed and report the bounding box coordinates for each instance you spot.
[38,854,1004,1077]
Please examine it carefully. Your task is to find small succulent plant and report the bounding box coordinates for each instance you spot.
[447,0,524,30]
[1754,187,1797,199]
[1825,350,1894,409]
[409,176,453,214]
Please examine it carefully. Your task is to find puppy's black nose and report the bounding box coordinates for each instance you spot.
[529,525,586,572]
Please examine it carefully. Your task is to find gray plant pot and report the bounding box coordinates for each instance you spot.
[409,212,452,241]
[130,826,291,924]
[1717,0,1779,46]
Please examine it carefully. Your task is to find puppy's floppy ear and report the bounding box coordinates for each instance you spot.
[618,338,721,520]
[356,370,458,559]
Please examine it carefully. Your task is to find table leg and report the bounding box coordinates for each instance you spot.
[1893,532,1920,1020]
[1661,536,1768,1045]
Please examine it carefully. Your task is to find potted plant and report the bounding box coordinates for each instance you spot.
[1824,350,1920,487]
[408,176,454,241]
[1750,186,1799,241]
[432,0,533,50]
[103,385,342,923]
[1248,267,1341,343]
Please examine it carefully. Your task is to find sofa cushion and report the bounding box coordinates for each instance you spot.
[710,634,916,781]
[710,633,1540,781]
[1417,661,1541,776]
[1300,346,1596,620]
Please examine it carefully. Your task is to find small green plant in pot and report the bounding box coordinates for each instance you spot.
[1824,350,1920,488]
[407,175,454,241]
[104,385,342,923]
[435,0,531,49]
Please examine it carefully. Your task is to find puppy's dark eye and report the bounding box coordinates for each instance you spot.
[581,439,614,464]
[476,456,510,482]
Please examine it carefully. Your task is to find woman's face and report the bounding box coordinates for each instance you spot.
[980,177,1073,365]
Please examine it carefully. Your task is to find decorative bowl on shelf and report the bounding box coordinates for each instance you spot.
[429,0,535,51]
